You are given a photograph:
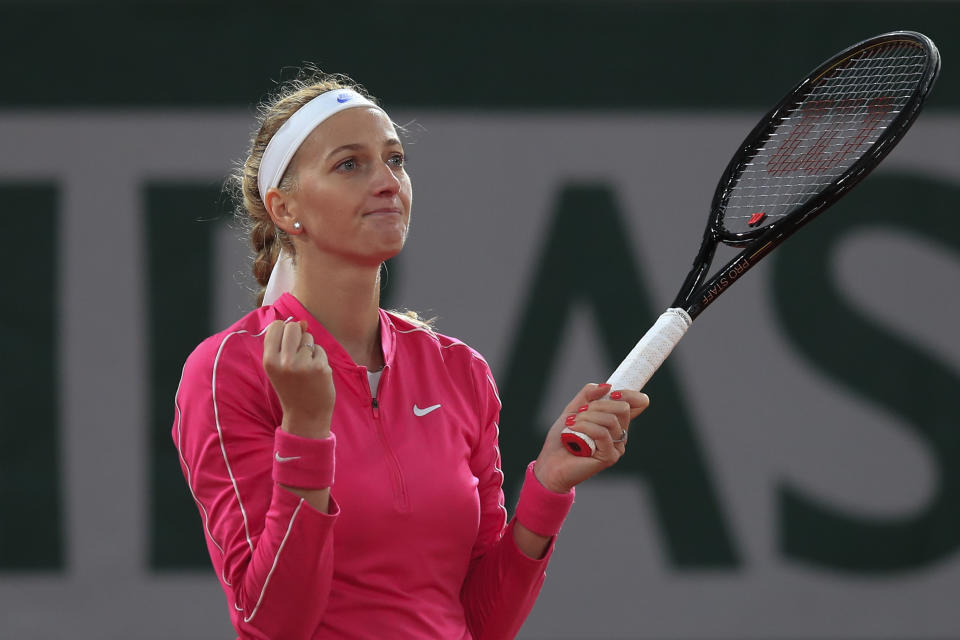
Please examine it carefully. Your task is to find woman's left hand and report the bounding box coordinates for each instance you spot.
[533,383,650,494]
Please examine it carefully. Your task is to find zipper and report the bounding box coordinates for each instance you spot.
[366,367,408,511]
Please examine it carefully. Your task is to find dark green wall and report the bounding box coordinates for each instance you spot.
[2,1,957,109]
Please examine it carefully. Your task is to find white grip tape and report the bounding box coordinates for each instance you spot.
[562,308,692,457]
[606,308,692,391]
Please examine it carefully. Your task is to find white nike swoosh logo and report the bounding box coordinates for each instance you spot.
[413,403,441,417]
[275,452,301,463]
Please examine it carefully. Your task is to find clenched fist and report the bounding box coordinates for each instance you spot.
[262,320,336,439]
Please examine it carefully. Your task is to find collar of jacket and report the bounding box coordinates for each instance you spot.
[272,292,398,371]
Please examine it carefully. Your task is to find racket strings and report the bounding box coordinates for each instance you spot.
[721,41,928,233]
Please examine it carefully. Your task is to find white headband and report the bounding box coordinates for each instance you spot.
[258,88,384,306]
[257,88,381,200]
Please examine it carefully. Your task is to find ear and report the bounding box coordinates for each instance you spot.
[263,187,299,234]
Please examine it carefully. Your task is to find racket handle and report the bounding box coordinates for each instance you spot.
[562,308,692,456]
[607,307,692,391]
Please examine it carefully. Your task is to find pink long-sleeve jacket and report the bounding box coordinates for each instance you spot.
[172,293,574,639]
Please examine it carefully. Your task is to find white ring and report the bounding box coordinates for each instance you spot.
[611,429,627,444]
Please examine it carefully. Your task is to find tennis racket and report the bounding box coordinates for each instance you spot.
[562,30,941,456]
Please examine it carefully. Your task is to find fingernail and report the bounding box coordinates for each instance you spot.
[577,404,589,413]
[610,391,623,400]
[597,383,612,393]
[565,414,577,426]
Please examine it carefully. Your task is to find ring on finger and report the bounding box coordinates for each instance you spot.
[611,428,627,444]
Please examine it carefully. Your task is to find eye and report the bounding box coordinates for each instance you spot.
[388,152,405,167]
[336,158,357,172]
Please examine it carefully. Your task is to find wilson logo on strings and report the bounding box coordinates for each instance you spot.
[767,96,894,176]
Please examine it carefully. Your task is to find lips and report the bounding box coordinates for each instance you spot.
[363,207,402,216]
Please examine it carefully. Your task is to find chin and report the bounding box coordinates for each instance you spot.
[380,225,408,251]
[369,239,406,264]
[356,220,408,263]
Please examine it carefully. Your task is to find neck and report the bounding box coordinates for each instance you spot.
[290,252,385,371]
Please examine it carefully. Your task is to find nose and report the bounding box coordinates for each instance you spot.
[371,159,402,197]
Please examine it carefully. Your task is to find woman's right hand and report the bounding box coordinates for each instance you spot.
[262,320,336,439]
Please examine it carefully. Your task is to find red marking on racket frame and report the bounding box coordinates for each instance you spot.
[748,212,767,227]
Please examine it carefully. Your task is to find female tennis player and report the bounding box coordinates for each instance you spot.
[172,70,649,639]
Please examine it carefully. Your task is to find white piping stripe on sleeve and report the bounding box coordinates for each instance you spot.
[209,324,274,572]
[169,319,277,590]
[392,323,476,354]
[212,331,256,554]
[252,324,273,338]
[394,325,436,337]
[172,363,225,556]
[243,498,305,623]
[491,421,508,528]
[483,371,502,409]
[464,351,507,527]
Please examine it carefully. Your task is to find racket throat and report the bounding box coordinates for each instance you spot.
[673,234,718,313]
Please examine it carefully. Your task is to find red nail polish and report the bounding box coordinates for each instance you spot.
[577,404,589,413]
[565,414,577,426]
[597,383,612,392]
[610,391,623,400]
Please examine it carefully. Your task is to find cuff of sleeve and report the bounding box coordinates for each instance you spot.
[515,460,575,538]
[272,429,335,489]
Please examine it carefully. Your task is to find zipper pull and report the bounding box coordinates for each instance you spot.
[372,396,380,418]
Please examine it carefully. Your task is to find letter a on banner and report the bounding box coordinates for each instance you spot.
[498,184,740,568]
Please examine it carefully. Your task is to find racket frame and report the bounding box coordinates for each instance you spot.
[675,30,940,320]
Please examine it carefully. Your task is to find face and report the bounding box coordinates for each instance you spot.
[278,106,412,267]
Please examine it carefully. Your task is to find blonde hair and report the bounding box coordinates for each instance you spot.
[231,67,377,306]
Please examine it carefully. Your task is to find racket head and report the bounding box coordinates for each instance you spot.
[709,31,940,246]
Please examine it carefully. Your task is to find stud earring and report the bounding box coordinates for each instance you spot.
[292,221,302,231]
